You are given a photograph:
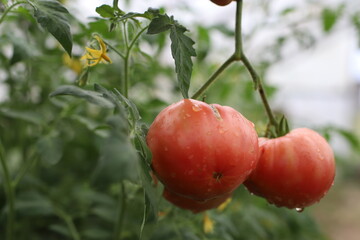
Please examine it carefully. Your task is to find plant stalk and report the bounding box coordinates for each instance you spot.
[114,182,127,240]
[0,1,28,25]
[191,55,236,99]
[123,25,148,98]
[192,0,279,134]
[0,140,15,240]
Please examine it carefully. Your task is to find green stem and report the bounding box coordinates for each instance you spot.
[241,54,278,128]
[191,55,236,99]
[0,140,15,240]
[234,0,243,59]
[0,1,28,25]
[105,41,125,59]
[191,0,244,99]
[123,26,148,98]
[114,182,127,240]
[192,0,279,134]
[13,152,37,188]
[55,207,81,240]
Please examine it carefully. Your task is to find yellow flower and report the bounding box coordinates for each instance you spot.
[62,54,83,74]
[81,35,112,67]
[203,213,214,234]
[217,197,232,212]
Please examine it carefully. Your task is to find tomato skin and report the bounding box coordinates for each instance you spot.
[163,188,232,213]
[244,128,336,209]
[210,0,235,6]
[147,99,259,201]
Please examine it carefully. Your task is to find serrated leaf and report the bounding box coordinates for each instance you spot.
[50,85,115,108]
[147,14,173,34]
[96,4,114,18]
[170,25,196,98]
[31,0,72,56]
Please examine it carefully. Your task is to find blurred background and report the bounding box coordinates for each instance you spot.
[0,0,359,239]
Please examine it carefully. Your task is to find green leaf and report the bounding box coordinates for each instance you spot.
[50,85,115,108]
[0,108,44,125]
[321,4,345,33]
[336,128,360,152]
[82,228,112,239]
[147,14,173,34]
[170,24,196,98]
[36,132,64,165]
[15,191,54,216]
[96,4,114,18]
[31,0,72,56]
[93,115,139,184]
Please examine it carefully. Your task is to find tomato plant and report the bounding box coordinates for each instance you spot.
[244,128,336,209]
[147,99,259,201]
[210,0,235,7]
[1,0,357,239]
[163,188,232,213]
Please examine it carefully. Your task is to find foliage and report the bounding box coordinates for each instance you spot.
[0,0,359,240]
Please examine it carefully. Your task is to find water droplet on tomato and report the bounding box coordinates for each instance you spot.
[192,104,202,112]
[186,113,191,118]
[295,208,304,213]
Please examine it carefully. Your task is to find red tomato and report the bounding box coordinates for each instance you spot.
[244,128,336,209]
[147,99,259,201]
[163,188,232,213]
[210,0,235,6]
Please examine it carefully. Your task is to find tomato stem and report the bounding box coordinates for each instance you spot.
[0,1,28,25]
[54,207,81,240]
[114,182,127,240]
[123,25,149,98]
[191,55,236,99]
[192,0,279,134]
[0,140,15,240]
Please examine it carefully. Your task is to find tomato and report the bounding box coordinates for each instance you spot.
[244,128,336,209]
[210,0,235,7]
[163,188,232,213]
[147,99,259,201]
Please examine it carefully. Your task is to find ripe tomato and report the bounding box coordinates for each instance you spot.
[147,99,259,201]
[163,188,232,213]
[244,128,336,209]
[210,0,235,7]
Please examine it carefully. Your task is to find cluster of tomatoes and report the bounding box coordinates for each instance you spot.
[146,99,335,213]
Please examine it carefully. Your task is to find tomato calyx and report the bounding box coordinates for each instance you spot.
[265,115,290,139]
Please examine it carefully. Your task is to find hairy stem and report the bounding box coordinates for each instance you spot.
[0,140,15,240]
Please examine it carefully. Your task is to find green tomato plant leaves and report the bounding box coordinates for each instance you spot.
[321,4,345,33]
[50,85,115,108]
[29,0,72,56]
[147,14,196,99]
